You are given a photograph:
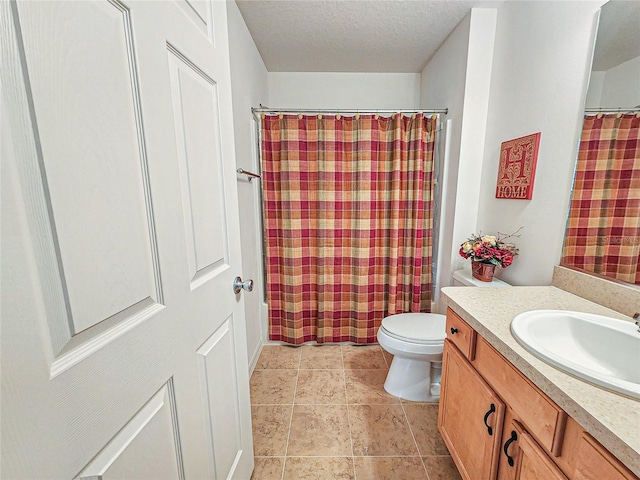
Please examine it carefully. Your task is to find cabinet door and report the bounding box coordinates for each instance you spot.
[500,421,568,480]
[573,433,638,480]
[439,340,505,480]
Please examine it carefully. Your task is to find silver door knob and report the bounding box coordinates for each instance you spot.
[233,276,254,294]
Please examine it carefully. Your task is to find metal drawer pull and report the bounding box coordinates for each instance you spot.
[503,430,518,467]
[450,327,458,334]
[482,403,496,435]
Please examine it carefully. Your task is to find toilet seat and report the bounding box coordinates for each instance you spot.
[381,313,446,345]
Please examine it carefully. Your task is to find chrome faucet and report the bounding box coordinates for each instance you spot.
[634,312,640,332]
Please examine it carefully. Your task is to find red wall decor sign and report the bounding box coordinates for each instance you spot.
[495,132,541,200]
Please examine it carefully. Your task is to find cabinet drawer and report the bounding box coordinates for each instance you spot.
[473,336,567,456]
[445,308,476,360]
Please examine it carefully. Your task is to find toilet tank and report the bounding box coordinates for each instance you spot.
[452,268,511,287]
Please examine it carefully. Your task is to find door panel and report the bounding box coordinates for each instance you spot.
[168,46,229,288]
[177,0,213,40]
[17,0,161,335]
[1,1,253,478]
[77,381,184,480]
[198,317,242,479]
[13,0,168,382]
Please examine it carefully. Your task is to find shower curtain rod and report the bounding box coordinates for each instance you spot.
[251,106,448,121]
[584,106,640,113]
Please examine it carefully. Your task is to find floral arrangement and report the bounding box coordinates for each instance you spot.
[459,232,519,268]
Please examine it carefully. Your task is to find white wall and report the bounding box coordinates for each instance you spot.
[476,1,603,286]
[420,8,497,309]
[227,1,269,371]
[585,70,605,107]
[586,56,640,108]
[268,72,421,109]
[597,56,640,108]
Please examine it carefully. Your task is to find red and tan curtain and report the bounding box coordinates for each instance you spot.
[562,113,640,284]
[261,113,437,344]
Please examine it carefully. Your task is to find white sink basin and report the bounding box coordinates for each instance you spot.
[510,310,640,399]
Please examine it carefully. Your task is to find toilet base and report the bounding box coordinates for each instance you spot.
[383,356,442,402]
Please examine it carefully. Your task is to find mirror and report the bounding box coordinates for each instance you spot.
[561,0,640,285]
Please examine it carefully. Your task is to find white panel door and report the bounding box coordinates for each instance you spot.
[1,1,253,478]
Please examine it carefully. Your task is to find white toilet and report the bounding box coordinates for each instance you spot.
[378,269,511,402]
[377,313,446,402]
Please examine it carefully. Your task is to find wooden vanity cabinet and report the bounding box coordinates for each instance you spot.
[439,337,566,480]
[439,308,639,480]
[439,339,505,480]
[572,430,637,480]
[498,412,568,480]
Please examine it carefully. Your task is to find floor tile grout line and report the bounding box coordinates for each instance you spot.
[337,345,358,480]
[253,402,410,406]
[257,454,435,458]
[297,367,347,370]
[382,350,390,369]
[280,356,301,480]
[400,401,432,479]
[340,347,358,480]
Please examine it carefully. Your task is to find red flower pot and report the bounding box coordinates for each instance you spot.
[471,261,496,282]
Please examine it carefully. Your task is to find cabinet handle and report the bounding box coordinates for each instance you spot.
[450,327,458,335]
[482,403,496,435]
[503,430,518,467]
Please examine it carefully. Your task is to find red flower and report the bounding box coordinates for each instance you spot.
[458,232,519,269]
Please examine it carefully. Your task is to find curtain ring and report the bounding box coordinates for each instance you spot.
[298,112,303,120]
[278,113,284,120]
[318,113,323,120]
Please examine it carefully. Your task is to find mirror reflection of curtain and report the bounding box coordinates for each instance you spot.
[562,113,640,284]
[262,113,436,345]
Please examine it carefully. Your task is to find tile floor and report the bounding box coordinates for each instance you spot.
[249,344,462,480]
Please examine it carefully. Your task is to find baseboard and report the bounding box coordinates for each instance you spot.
[248,340,263,376]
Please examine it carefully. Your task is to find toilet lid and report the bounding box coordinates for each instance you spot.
[381,313,446,345]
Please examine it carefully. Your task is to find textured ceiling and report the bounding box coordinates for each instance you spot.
[235,0,499,72]
[235,0,639,74]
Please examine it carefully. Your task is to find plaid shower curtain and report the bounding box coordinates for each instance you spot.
[261,113,437,344]
[562,113,640,284]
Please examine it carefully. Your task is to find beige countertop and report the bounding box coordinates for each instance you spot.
[441,285,640,476]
